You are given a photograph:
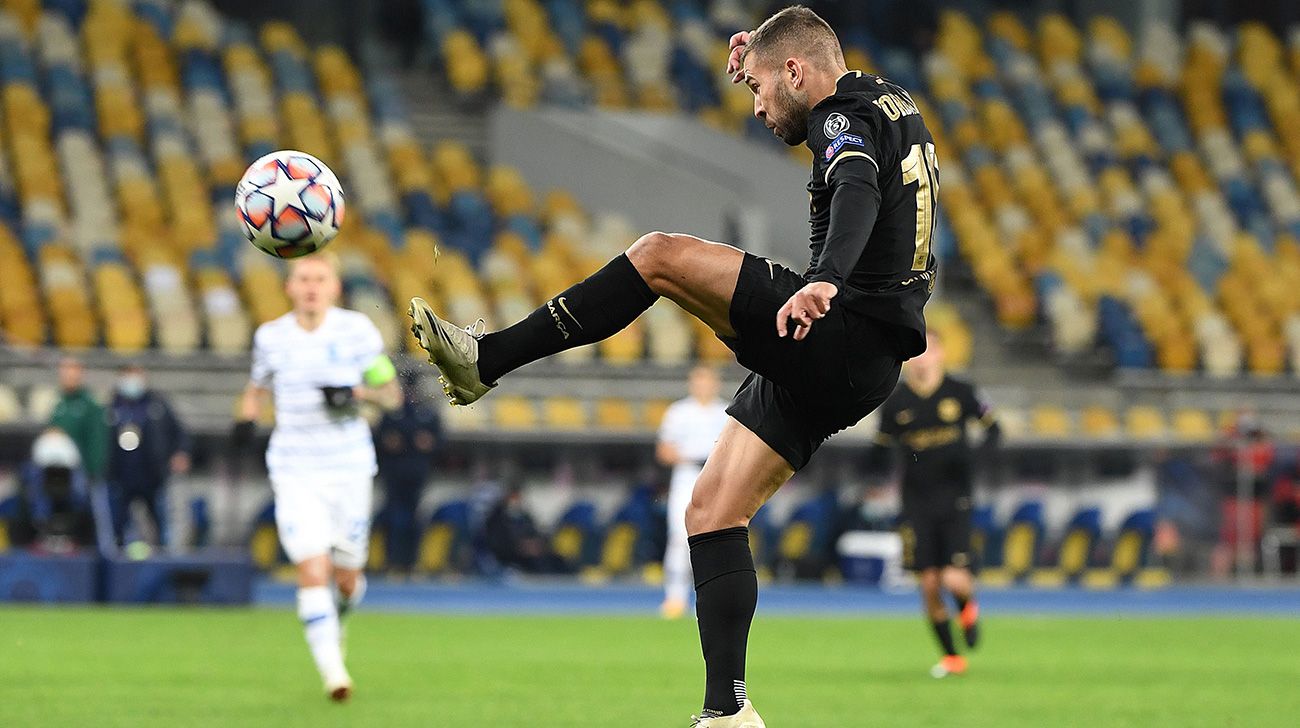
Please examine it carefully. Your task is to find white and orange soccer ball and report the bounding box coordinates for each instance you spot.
[235,150,345,259]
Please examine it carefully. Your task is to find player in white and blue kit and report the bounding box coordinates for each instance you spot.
[235,252,399,702]
[657,365,729,619]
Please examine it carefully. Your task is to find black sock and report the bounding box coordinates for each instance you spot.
[953,594,969,612]
[476,254,658,383]
[690,527,756,716]
[931,619,958,657]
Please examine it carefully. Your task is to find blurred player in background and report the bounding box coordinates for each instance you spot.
[409,6,938,723]
[873,330,999,678]
[657,365,730,619]
[234,252,399,702]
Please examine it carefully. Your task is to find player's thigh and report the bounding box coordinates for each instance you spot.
[684,417,794,535]
[327,475,374,571]
[272,476,333,565]
[903,515,942,572]
[941,512,975,571]
[626,232,743,338]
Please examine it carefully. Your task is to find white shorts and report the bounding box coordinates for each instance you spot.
[271,472,374,570]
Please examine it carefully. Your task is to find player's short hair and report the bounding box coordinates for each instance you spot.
[742,6,844,72]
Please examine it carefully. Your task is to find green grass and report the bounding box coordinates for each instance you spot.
[1,608,1297,727]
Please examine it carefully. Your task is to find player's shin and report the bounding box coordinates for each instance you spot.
[476,254,658,383]
[297,586,348,683]
[689,526,757,717]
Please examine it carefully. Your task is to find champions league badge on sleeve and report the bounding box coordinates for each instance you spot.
[823,112,850,138]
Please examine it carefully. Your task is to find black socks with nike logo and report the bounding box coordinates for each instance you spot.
[690,526,757,716]
[476,253,658,384]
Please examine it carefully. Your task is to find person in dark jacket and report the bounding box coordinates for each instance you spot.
[375,375,442,576]
[107,365,191,547]
[9,428,96,551]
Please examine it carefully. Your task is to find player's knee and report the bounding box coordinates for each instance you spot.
[296,557,330,588]
[626,231,682,292]
[684,497,747,536]
[335,569,359,597]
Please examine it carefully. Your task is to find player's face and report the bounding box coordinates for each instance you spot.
[689,367,721,401]
[285,258,341,315]
[58,358,83,392]
[745,56,810,146]
[906,335,945,381]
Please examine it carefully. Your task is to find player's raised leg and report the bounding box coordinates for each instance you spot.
[408,232,743,404]
[920,567,965,678]
[686,418,792,727]
[944,565,979,649]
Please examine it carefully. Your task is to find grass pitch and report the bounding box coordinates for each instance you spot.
[2,607,1296,727]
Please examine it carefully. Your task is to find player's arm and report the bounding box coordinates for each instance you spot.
[778,109,883,340]
[963,384,1001,451]
[353,354,400,411]
[233,382,269,446]
[235,328,272,444]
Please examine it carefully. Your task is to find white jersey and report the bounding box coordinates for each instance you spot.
[658,396,730,466]
[251,307,384,479]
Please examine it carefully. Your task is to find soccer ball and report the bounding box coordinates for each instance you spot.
[235,150,345,259]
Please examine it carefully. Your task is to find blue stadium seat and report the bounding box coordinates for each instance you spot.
[419,500,472,575]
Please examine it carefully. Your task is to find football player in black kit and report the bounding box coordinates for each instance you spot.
[874,330,1000,679]
[408,6,938,725]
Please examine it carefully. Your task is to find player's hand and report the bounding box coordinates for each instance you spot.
[726,30,752,83]
[320,385,356,411]
[776,281,838,341]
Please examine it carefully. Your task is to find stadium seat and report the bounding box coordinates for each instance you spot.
[980,502,1044,586]
[248,501,286,570]
[541,396,587,431]
[551,501,598,569]
[1172,408,1215,441]
[1031,405,1073,438]
[25,384,59,422]
[418,500,472,575]
[493,395,538,430]
[1084,509,1171,588]
[1031,508,1101,586]
[0,383,20,424]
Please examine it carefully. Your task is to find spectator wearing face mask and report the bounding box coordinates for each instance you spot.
[106,364,191,548]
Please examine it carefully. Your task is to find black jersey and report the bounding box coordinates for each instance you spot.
[875,375,994,515]
[804,71,938,358]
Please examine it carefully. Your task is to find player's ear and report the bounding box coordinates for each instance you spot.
[786,57,802,87]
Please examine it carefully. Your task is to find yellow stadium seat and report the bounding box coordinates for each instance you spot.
[542,397,587,431]
[642,399,672,430]
[1125,406,1167,440]
[1172,408,1215,442]
[494,396,538,430]
[595,398,637,430]
[1031,405,1073,438]
[1080,405,1119,438]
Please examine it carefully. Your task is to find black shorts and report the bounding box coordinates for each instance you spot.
[722,253,903,470]
[900,511,974,571]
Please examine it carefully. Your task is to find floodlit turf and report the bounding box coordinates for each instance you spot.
[2,607,1297,727]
